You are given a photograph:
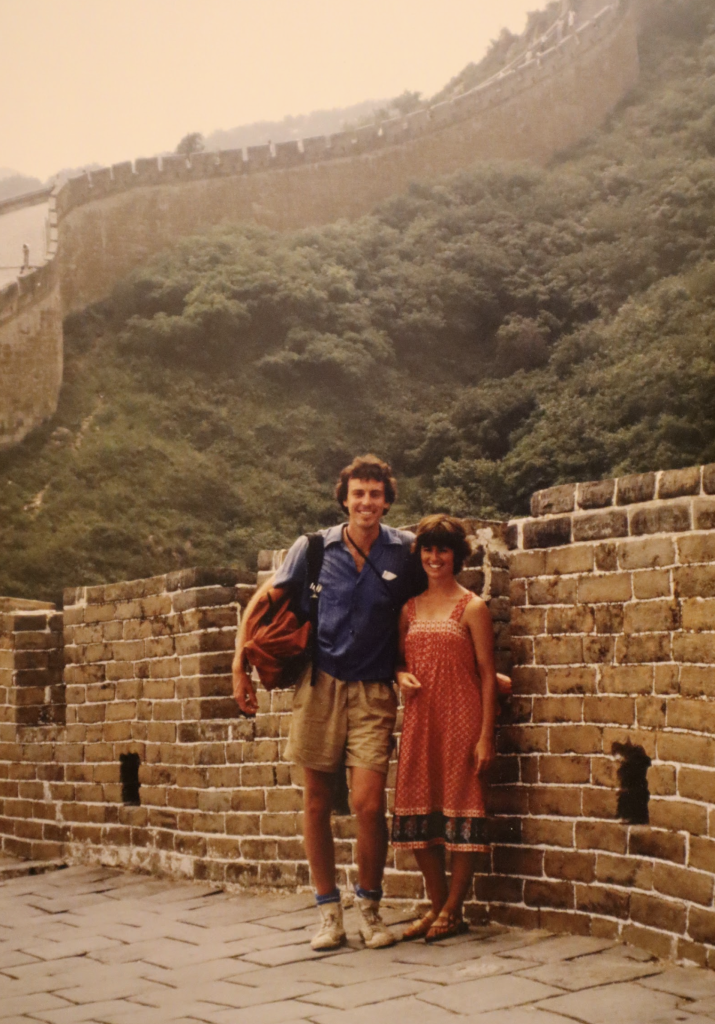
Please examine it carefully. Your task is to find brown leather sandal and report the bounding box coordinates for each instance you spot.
[425,910,469,943]
[401,910,437,941]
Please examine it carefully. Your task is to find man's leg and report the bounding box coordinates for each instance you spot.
[303,767,346,950]
[350,766,396,948]
[302,767,337,895]
[350,766,388,891]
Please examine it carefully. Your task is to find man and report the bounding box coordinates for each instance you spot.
[233,455,418,950]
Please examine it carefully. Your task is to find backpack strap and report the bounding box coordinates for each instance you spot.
[305,533,324,685]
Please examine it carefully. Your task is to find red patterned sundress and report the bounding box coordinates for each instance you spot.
[391,592,489,851]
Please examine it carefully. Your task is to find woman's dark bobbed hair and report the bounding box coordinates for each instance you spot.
[414,514,472,575]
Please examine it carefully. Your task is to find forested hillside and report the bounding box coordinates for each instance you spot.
[1,0,714,603]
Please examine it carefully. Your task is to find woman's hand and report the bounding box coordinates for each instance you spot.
[474,733,495,775]
[396,671,422,698]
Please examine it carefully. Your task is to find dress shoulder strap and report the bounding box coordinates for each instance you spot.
[450,592,474,622]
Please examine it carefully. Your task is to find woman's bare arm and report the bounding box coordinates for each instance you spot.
[464,596,498,774]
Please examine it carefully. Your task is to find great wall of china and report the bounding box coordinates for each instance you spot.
[0,0,639,449]
[2,463,715,964]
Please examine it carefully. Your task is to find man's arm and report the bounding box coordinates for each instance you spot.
[232,534,310,716]
[232,575,275,716]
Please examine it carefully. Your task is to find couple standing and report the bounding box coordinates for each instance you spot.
[233,454,497,949]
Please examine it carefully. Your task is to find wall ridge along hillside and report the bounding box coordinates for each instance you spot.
[2,462,715,966]
[0,0,639,448]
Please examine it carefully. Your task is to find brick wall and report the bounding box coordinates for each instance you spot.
[0,524,508,896]
[490,463,715,966]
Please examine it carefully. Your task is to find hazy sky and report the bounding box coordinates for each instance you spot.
[1,0,539,181]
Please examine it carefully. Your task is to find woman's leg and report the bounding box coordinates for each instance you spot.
[441,850,478,917]
[414,846,449,914]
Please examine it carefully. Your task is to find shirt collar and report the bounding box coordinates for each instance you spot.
[324,523,403,547]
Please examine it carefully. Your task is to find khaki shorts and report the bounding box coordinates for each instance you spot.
[285,668,398,775]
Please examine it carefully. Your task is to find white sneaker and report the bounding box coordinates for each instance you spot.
[356,897,397,949]
[311,901,346,950]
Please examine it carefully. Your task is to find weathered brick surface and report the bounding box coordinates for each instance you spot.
[501,464,715,964]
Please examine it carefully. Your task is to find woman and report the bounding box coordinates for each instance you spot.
[392,514,497,942]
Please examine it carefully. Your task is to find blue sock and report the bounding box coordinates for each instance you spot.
[315,887,341,906]
[355,884,382,902]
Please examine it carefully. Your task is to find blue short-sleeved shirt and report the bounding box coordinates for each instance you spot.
[273,523,416,683]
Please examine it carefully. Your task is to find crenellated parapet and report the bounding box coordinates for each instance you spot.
[53,2,634,223]
[0,0,640,448]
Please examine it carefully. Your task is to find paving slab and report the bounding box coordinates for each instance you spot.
[2,866,715,1023]
[540,980,683,1023]
[517,951,663,990]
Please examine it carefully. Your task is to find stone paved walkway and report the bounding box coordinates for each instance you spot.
[2,867,715,1023]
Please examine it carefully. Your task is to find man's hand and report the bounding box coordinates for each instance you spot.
[396,671,421,699]
[233,664,258,717]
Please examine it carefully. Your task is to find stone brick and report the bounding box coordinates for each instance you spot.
[533,696,583,724]
[511,637,534,665]
[578,573,632,604]
[548,667,597,694]
[635,696,666,728]
[616,472,656,505]
[493,846,544,877]
[648,763,676,796]
[546,606,594,634]
[674,565,715,599]
[543,545,594,575]
[572,510,628,542]
[681,666,715,698]
[474,875,524,904]
[583,635,616,664]
[658,731,715,767]
[577,479,615,510]
[593,542,617,574]
[511,666,547,695]
[544,850,595,882]
[531,484,576,517]
[527,576,578,605]
[629,828,686,864]
[496,725,549,755]
[659,466,701,499]
[653,862,713,905]
[630,892,686,935]
[523,517,572,550]
[582,788,619,819]
[632,569,672,600]
[654,664,679,694]
[539,755,590,784]
[524,878,574,909]
[510,579,526,607]
[672,633,715,664]
[668,700,715,734]
[575,883,630,919]
[630,502,691,536]
[596,853,652,890]
[615,633,671,664]
[623,600,678,634]
[584,604,616,635]
[652,793,707,834]
[678,533,715,565]
[549,725,602,754]
[681,598,715,631]
[693,498,715,530]
[689,906,715,945]
[510,608,546,636]
[583,695,634,725]
[509,549,547,579]
[534,635,583,665]
[575,820,627,854]
[522,817,574,848]
[600,665,653,694]
[618,537,676,572]
[621,924,674,960]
